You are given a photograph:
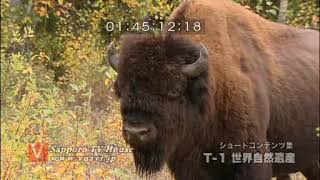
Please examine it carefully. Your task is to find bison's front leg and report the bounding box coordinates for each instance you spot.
[218,72,272,180]
[231,163,272,180]
[168,159,217,180]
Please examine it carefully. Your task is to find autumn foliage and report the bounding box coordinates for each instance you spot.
[0,0,318,179]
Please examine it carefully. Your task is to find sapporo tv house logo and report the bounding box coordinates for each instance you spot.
[28,142,49,162]
[27,143,133,163]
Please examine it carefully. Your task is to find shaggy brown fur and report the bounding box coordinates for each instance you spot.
[113,0,319,179]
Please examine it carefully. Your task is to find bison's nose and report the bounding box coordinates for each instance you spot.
[123,122,156,142]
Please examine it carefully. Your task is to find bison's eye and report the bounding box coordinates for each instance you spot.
[167,83,186,98]
[168,89,179,98]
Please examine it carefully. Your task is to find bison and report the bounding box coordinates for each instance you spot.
[106,0,319,179]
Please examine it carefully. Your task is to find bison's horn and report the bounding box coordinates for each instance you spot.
[107,42,119,72]
[182,43,208,77]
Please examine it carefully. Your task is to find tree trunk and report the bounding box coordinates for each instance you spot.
[278,0,288,23]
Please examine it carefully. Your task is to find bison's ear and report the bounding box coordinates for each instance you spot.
[107,42,119,72]
[182,43,208,77]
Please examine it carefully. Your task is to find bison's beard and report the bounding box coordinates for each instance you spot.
[132,143,165,176]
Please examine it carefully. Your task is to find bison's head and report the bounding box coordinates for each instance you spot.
[107,34,209,175]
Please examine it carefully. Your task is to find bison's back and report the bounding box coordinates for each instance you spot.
[166,0,319,176]
[267,28,319,173]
